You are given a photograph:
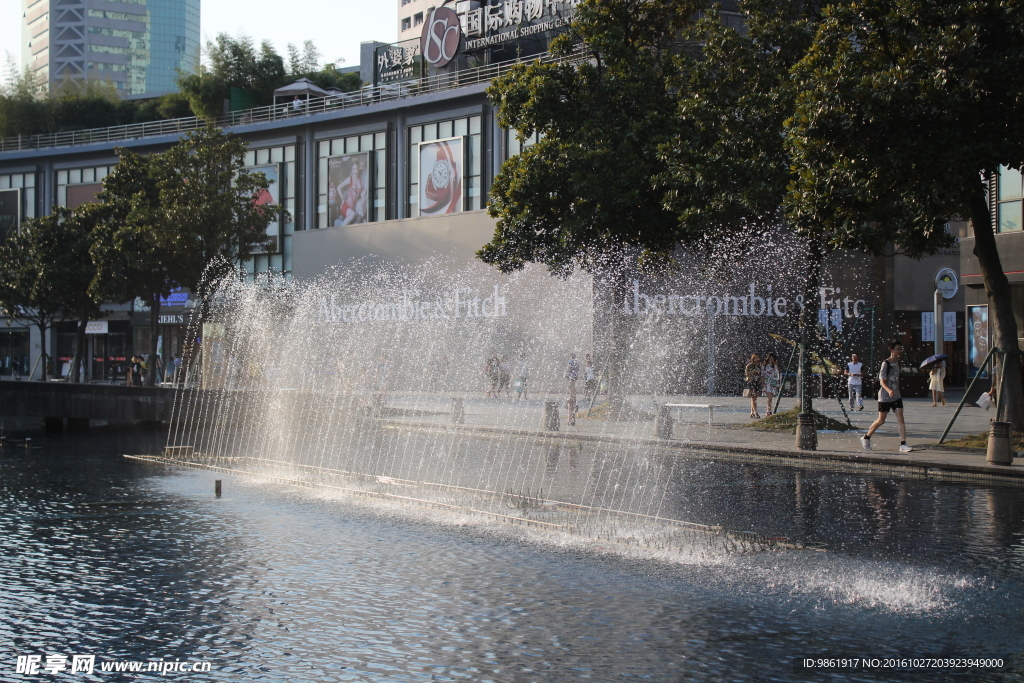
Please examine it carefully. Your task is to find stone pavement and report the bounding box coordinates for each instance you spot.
[379,389,1024,482]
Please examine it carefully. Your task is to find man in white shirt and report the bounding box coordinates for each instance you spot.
[846,352,864,412]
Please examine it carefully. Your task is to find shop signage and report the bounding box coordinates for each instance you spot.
[460,0,579,50]
[935,268,958,299]
[160,289,190,306]
[159,314,186,325]
[319,286,508,324]
[376,41,420,83]
[85,321,108,334]
[0,188,20,239]
[422,7,463,67]
[624,281,868,319]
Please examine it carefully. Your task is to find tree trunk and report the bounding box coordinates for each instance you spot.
[967,189,1023,428]
[799,241,824,412]
[148,296,161,387]
[68,318,88,383]
[36,321,48,381]
[796,239,822,449]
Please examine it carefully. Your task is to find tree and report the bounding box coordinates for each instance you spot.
[177,34,359,120]
[480,0,695,402]
[0,207,101,381]
[90,126,279,385]
[0,57,48,138]
[784,0,1024,427]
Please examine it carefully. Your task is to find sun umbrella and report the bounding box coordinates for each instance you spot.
[919,353,949,369]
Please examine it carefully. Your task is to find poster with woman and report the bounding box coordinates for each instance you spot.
[328,154,370,226]
[248,164,280,253]
[419,138,463,215]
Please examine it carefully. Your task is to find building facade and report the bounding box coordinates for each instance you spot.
[21,0,199,96]
[0,3,968,390]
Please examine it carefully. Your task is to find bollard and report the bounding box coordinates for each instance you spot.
[24,437,31,448]
[543,400,560,431]
[795,412,817,451]
[987,421,1013,465]
[655,405,673,439]
[215,480,222,498]
[451,397,465,425]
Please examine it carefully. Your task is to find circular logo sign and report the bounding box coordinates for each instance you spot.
[421,7,462,68]
[935,268,958,299]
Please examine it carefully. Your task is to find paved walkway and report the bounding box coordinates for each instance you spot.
[378,389,1023,482]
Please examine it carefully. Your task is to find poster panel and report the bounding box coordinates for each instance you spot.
[943,311,956,342]
[327,153,371,226]
[66,183,103,210]
[0,188,20,240]
[248,164,280,254]
[419,137,463,216]
[967,305,989,378]
[921,312,934,342]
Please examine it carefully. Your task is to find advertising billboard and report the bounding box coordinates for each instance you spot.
[327,154,370,226]
[968,305,989,378]
[0,188,20,240]
[65,183,103,210]
[419,138,463,216]
[248,164,281,254]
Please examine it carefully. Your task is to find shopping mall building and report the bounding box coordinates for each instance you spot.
[0,1,992,393]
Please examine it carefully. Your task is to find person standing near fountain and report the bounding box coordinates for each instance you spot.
[744,353,762,419]
[762,353,781,417]
[565,353,581,396]
[514,353,529,400]
[846,352,864,411]
[860,340,913,453]
[484,352,501,398]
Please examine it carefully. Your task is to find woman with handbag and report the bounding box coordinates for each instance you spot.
[743,353,762,418]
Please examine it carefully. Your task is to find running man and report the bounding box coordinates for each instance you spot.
[860,340,913,453]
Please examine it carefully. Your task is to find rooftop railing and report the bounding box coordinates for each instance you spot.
[0,48,589,155]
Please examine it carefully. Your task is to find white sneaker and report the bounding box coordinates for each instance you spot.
[899,444,913,453]
[860,436,871,450]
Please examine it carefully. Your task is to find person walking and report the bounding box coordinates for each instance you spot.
[762,353,781,417]
[744,353,762,418]
[860,339,913,453]
[846,352,865,411]
[929,360,946,406]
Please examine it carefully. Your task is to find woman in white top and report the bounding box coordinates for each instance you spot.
[929,360,946,406]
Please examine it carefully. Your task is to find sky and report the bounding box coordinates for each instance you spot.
[1,0,395,80]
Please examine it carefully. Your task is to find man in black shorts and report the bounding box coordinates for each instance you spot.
[860,339,913,453]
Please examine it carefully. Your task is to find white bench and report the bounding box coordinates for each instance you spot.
[663,403,725,426]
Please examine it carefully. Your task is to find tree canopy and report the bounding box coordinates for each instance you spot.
[0,206,101,380]
[177,35,362,119]
[784,0,1024,425]
[479,0,696,275]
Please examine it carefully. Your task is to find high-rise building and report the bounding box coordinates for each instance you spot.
[397,0,428,42]
[21,0,199,96]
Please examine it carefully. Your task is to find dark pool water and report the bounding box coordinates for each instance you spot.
[2,431,1024,682]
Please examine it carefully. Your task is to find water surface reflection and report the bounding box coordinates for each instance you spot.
[1,432,1022,681]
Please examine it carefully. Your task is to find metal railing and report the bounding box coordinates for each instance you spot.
[0,48,590,154]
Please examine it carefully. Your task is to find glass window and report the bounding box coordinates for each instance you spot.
[1000,200,1022,233]
[0,172,38,226]
[998,166,1024,233]
[240,144,296,280]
